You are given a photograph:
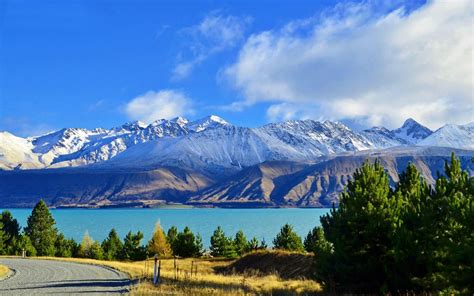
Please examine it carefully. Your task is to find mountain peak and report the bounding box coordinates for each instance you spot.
[393,118,432,144]
[188,115,230,132]
[170,116,189,127]
[121,120,147,131]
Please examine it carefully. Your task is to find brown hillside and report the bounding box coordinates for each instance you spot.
[218,251,314,279]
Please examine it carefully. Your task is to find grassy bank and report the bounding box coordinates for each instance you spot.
[0,264,10,278]
[35,252,321,295]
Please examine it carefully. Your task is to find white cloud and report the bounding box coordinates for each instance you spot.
[125,90,192,123]
[172,12,251,80]
[225,0,473,129]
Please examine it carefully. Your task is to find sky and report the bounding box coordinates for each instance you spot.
[0,0,472,137]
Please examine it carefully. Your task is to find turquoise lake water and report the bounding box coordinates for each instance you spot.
[0,208,330,248]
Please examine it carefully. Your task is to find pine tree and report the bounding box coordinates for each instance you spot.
[0,211,20,251]
[318,160,396,293]
[273,223,304,252]
[174,227,203,258]
[24,200,58,256]
[167,226,178,255]
[0,220,5,255]
[304,226,331,254]
[247,237,260,251]
[102,228,123,260]
[147,222,171,257]
[210,226,227,257]
[234,230,249,256]
[89,241,104,260]
[121,231,146,261]
[55,233,77,257]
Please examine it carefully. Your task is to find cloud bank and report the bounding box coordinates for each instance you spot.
[125,90,192,123]
[225,0,473,129]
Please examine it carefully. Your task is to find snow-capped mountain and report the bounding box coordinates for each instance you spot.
[419,122,474,149]
[0,116,471,171]
[392,118,433,144]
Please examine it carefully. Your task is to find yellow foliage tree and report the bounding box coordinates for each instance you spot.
[147,221,171,257]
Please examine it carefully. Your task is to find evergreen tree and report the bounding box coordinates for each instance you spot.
[174,227,203,258]
[247,236,260,251]
[304,226,331,254]
[24,200,58,256]
[0,220,5,255]
[318,160,396,293]
[121,231,146,261]
[55,233,78,257]
[102,228,123,260]
[167,226,178,255]
[259,238,268,250]
[0,211,20,250]
[391,162,432,291]
[15,234,36,256]
[89,241,104,260]
[234,230,249,256]
[210,226,227,257]
[273,223,304,252]
[147,222,171,257]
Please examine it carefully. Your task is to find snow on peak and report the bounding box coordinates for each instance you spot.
[419,122,474,149]
[188,115,230,132]
[120,120,147,131]
[170,116,189,127]
[392,118,432,144]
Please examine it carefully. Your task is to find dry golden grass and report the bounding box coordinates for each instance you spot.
[33,255,322,295]
[0,264,10,278]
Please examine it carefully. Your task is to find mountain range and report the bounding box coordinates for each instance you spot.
[0,116,473,207]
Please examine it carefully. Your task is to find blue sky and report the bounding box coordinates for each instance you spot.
[1,0,472,136]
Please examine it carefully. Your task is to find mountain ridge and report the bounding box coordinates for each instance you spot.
[2,116,471,171]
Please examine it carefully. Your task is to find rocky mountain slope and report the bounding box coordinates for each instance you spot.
[1,147,472,208]
[1,116,472,208]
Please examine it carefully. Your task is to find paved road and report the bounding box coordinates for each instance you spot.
[0,258,131,295]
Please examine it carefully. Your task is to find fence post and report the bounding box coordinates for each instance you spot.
[153,254,158,285]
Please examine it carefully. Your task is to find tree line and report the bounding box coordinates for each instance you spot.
[0,202,306,260]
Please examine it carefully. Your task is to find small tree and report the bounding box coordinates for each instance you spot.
[90,241,104,260]
[174,227,203,258]
[121,231,146,261]
[102,229,123,260]
[247,236,260,251]
[273,224,304,252]
[210,226,227,257]
[24,200,57,256]
[55,233,78,257]
[1,211,20,250]
[78,231,94,258]
[0,220,5,255]
[15,234,36,256]
[167,226,178,255]
[234,230,249,256]
[148,222,171,257]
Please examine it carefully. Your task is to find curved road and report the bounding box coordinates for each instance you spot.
[0,258,131,295]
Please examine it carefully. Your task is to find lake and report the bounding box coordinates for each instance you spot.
[0,208,331,248]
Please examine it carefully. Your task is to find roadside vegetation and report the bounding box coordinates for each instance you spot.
[0,264,9,278]
[0,153,471,294]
